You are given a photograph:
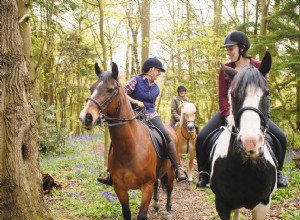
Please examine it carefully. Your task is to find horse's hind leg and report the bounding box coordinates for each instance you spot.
[114,188,131,220]
[188,149,196,181]
[152,180,159,211]
[232,209,239,220]
[252,202,270,220]
[215,195,231,220]
[138,182,154,220]
[164,171,174,212]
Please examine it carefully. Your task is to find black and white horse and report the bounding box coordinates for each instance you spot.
[210,52,277,220]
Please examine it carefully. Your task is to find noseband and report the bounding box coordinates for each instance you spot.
[235,106,268,133]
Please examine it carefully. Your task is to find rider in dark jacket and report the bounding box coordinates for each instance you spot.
[195,31,288,188]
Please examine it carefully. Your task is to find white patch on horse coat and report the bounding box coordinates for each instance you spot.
[252,202,271,220]
[210,126,232,179]
[263,143,277,169]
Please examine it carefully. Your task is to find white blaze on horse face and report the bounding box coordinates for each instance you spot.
[238,85,264,156]
[79,81,102,126]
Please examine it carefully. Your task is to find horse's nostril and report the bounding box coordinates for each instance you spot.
[85,113,93,124]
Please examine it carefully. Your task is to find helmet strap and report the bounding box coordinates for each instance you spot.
[235,46,243,62]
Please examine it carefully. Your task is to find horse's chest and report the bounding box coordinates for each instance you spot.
[211,155,276,207]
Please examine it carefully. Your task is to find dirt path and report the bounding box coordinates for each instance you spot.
[94,144,297,220]
[145,160,286,220]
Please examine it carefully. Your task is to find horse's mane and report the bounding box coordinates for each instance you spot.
[181,103,196,115]
[231,65,267,102]
[180,102,196,126]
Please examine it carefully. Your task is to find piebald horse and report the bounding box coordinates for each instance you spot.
[175,102,197,181]
[79,63,176,220]
[210,51,277,220]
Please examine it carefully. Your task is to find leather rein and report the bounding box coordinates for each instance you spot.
[87,80,146,127]
[180,120,196,153]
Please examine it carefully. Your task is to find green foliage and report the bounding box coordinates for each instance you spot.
[272,161,300,219]
[41,134,141,219]
[287,130,300,150]
[36,100,67,156]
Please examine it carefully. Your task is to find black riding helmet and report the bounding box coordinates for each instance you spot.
[221,31,251,60]
[177,85,187,93]
[142,57,166,73]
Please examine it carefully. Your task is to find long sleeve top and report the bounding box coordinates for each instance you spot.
[218,59,261,117]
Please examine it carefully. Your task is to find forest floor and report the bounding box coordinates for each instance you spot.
[94,144,298,220]
[43,137,300,220]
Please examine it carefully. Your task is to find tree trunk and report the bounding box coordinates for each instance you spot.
[0,0,52,219]
[141,0,150,64]
[260,0,269,58]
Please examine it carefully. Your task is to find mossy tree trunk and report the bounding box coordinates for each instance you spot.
[0,0,52,219]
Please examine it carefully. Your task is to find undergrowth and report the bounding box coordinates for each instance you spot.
[40,133,300,219]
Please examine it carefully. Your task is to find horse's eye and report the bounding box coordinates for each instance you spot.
[107,88,114,93]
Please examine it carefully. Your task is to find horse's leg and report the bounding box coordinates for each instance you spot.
[137,182,154,220]
[165,171,174,212]
[215,195,231,220]
[114,187,131,220]
[188,148,196,181]
[252,202,270,220]
[232,209,239,220]
[152,180,159,211]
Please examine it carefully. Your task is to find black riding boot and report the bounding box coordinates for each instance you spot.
[277,170,288,188]
[97,170,113,186]
[196,171,209,188]
[166,141,188,182]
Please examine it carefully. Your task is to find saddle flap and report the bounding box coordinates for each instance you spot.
[145,121,168,159]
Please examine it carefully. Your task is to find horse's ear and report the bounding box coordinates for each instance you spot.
[220,63,237,79]
[94,62,102,77]
[258,51,272,77]
[111,62,118,80]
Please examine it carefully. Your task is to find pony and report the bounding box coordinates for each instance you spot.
[209,51,277,220]
[79,62,176,220]
[175,102,197,181]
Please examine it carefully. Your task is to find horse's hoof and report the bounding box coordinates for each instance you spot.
[161,211,172,220]
[153,201,159,211]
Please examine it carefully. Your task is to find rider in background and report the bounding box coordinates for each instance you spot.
[169,85,189,129]
[97,57,188,185]
[195,30,288,188]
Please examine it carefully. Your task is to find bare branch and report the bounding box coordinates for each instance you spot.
[19,14,30,23]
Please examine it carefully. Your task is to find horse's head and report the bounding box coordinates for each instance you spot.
[180,102,197,133]
[221,51,271,158]
[79,62,121,129]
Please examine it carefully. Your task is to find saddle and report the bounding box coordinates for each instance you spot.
[144,121,168,159]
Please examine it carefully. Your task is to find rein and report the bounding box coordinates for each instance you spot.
[87,80,146,127]
[180,120,196,153]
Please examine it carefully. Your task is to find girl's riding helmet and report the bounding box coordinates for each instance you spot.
[177,85,187,92]
[220,31,251,52]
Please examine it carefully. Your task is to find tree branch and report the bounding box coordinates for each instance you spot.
[19,14,30,23]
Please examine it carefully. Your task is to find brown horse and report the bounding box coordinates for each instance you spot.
[79,62,176,220]
[175,102,197,182]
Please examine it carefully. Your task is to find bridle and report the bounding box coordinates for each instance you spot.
[234,106,269,133]
[180,119,196,154]
[87,80,146,127]
[231,90,270,135]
